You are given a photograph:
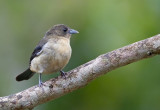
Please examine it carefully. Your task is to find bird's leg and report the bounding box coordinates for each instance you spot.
[60,70,66,79]
[39,73,43,87]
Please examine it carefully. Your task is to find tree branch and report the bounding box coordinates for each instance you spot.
[1,34,160,110]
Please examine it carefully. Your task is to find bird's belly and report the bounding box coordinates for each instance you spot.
[43,49,70,74]
[30,45,71,74]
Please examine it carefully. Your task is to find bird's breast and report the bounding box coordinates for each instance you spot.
[30,38,72,74]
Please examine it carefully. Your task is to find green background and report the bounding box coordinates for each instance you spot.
[0,0,160,110]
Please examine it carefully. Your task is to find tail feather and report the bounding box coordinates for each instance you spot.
[16,68,35,81]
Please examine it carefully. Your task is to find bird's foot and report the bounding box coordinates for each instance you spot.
[60,70,66,79]
[39,80,44,87]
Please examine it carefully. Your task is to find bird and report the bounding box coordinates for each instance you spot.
[16,24,79,87]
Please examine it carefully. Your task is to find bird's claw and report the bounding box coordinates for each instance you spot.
[60,70,66,79]
[39,81,44,87]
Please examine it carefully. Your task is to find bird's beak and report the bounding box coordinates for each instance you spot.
[68,29,79,34]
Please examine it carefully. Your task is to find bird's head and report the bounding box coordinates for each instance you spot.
[46,24,79,39]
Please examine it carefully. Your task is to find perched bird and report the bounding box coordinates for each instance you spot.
[16,24,79,87]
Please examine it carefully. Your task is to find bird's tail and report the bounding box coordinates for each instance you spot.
[16,68,35,81]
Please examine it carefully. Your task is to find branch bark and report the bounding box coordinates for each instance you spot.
[1,34,160,110]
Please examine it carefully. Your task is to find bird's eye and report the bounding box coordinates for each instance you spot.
[63,28,68,32]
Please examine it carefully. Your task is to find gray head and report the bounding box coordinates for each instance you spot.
[46,24,79,38]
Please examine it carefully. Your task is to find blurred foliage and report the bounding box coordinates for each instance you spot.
[0,0,160,110]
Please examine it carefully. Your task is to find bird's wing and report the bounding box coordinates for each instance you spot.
[29,38,48,63]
